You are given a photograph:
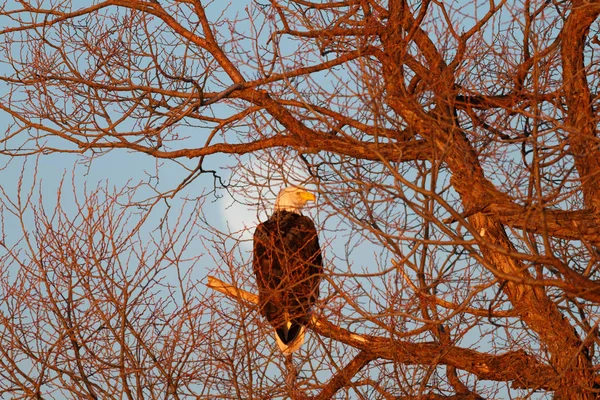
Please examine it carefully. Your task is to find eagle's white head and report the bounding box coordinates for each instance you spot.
[274,186,316,213]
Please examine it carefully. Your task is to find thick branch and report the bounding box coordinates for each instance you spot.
[205,276,561,391]
[561,1,600,209]
[312,350,374,400]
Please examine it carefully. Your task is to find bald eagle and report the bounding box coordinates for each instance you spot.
[253,187,323,354]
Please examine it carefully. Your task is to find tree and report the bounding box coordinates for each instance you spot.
[1,0,600,398]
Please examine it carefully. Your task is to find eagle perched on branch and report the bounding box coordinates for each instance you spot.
[253,186,323,354]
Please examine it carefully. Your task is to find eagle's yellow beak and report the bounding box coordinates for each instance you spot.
[300,191,316,202]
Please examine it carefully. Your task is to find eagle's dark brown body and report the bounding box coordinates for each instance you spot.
[253,210,322,351]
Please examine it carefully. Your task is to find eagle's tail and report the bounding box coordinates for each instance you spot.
[274,323,305,354]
